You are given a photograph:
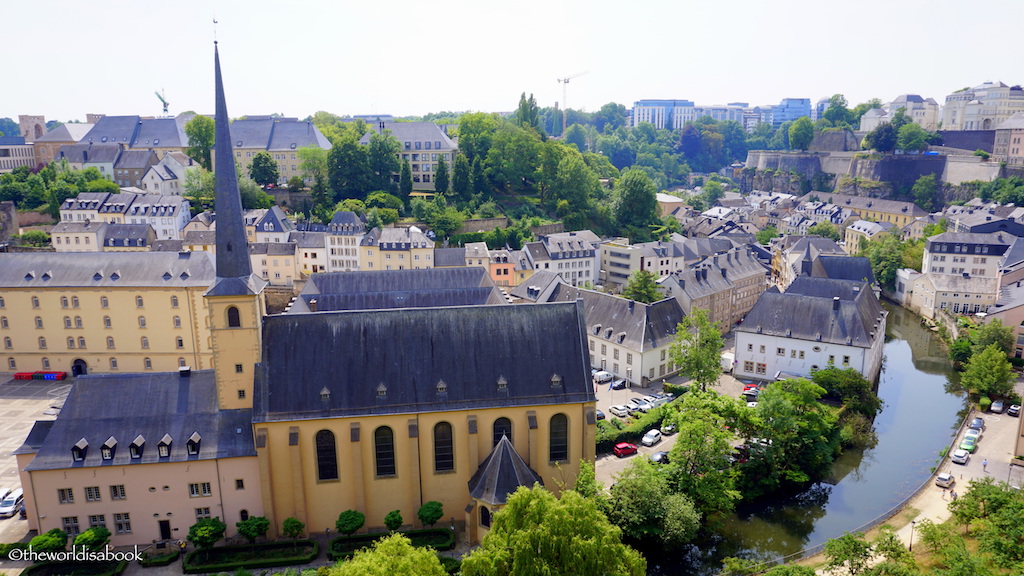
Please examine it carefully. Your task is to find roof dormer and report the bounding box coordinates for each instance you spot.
[187,432,201,456]
[158,434,172,458]
[130,434,145,459]
[102,436,117,460]
[72,438,88,462]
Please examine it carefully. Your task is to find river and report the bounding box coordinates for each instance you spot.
[645,302,968,575]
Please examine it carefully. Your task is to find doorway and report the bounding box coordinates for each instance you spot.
[158,520,171,540]
[71,359,87,376]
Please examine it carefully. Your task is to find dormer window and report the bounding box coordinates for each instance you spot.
[72,438,88,461]
[187,432,201,456]
[436,379,447,394]
[497,376,508,391]
[376,383,388,398]
[102,436,117,460]
[550,374,563,388]
[158,434,172,458]
[320,387,331,401]
[130,435,145,459]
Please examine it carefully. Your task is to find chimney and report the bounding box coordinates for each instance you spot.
[309,298,318,312]
[628,300,635,312]
[832,296,840,311]
[379,121,385,132]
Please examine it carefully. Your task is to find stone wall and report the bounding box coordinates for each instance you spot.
[810,130,860,152]
[937,130,996,153]
[943,156,1002,185]
[847,155,946,191]
[0,201,16,243]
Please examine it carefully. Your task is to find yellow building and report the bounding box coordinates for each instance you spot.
[253,302,596,544]
[799,192,926,228]
[360,226,435,271]
[0,251,217,375]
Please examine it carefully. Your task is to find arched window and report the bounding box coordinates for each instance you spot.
[141,337,149,349]
[175,336,184,349]
[64,316,72,329]
[67,337,75,349]
[100,296,109,309]
[31,296,39,308]
[74,316,82,328]
[3,337,11,349]
[35,317,43,329]
[227,306,241,328]
[7,358,14,369]
[492,418,512,447]
[0,317,6,329]
[173,316,181,328]
[106,336,115,349]
[240,509,249,521]
[144,357,152,370]
[61,296,69,308]
[110,358,118,369]
[433,422,454,472]
[38,337,47,349]
[138,316,146,328]
[42,357,50,369]
[78,337,86,348]
[103,316,111,329]
[72,296,79,308]
[171,296,179,308]
[549,413,569,463]
[178,357,186,367]
[374,426,396,476]
[480,506,491,528]
[315,430,339,481]
[135,295,144,308]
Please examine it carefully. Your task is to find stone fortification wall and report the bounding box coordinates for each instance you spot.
[847,155,946,191]
[0,201,16,243]
[943,156,1002,185]
[810,130,860,152]
[938,130,996,153]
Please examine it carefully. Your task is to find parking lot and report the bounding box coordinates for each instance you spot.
[0,374,72,545]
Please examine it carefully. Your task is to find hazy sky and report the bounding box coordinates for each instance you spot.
[5,0,1022,123]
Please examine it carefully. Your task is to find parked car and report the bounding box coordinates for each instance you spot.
[968,417,985,432]
[935,472,956,488]
[610,378,628,390]
[593,371,614,385]
[608,405,630,418]
[959,436,978,453]
[964,429,982,444]
[641,429,663,447]
[661,423,677,436]
[1009,404,1021,417]
[628,398,654,412]
[991,400,1005,414]
[613,442,638,457]
[0,488,23,518]
[595,409,605,421]
[951,449,970,465]
[650,451,670,464]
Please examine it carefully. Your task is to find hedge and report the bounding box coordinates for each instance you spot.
[182,539,318,574]
[328,528,455,561]
[22,560,127,576]
[138,548,180,567]
[1,542,29,560]
[438,554,462,575]
[596,406,667,454]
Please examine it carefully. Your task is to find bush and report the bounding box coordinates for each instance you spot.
[139,549,180,567]
[282,517,305,539]
[182,540,318,574]
[328,529,455,561]
[417,501,444,528]
[979,396,992,412]
[596,406,668,453]
[384,510,403,531]
[22,561,127,576]
[1,542,29,559]
[188,517,227,549]
[661,382,689,397]
[336,510,365,537]
[438,554,462,575]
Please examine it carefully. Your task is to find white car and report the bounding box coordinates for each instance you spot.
[935,472,955,488]
[628,398,654,412]
[641,429,663,447]
[964,429,982,444]
[950,449,970,465]
[608,405,630,418]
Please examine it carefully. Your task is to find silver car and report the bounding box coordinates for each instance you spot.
[950,449,970,465]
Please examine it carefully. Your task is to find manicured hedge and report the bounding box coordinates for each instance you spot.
[138,548,179,567]
[328,528,455,561]
[22,560,127,576]
[438,554,462,575]
[596,406,667,454]
[0,542,29,560]
[182,539,318,574]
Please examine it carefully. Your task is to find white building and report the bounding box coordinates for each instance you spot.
[523,230,600,287]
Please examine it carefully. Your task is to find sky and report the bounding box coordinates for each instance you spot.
[4,0,1023,123]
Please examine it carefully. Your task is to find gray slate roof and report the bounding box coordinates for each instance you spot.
[254,301,594,422]
[433,248,467,267]
[35,123,94,143]
[736,277,885,349]
[542,285,685,352]
[0,251,215,288]
[810,255,877,285]
[467,436,543,506]
[24,371,254,471]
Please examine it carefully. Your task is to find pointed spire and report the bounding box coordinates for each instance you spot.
[212,42,252,281]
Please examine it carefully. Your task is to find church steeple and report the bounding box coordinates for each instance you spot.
[205,42,267,410]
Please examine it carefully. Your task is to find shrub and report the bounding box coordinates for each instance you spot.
[661,382,689,397]
[29,528,68,553]
[282,517,305,540]
[236,516,270,543]
[74,526,111,552]
[188,517,227,549]
[417,501,444,528]
[384,510,404,531]
[336,510,365,537]
[596,406,668,453]
[438,554,462,575]
[182,540,318,574]
[138,549,180,567]
[979,396,992,412]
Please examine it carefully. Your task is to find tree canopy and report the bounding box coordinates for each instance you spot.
[328,533,446,576]
[622,270,662,303]
[184,115,215,170]
[668,308,724,391]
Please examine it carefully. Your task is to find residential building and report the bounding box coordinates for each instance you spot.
[56,143,122,179]
[113,150,159,188]
[123,194,192,240]
[360,226,435,271]
[733,277,887,382]
[0,251,217,375]
[101,224,157,251]
[844,220,895,253]
[0,136,37,173]
[140,152,197,195]
[771,235,847,288]
[921,232,1011,278]
[50,221,107,252]
[249,242,298,286]
[358,121,457,191]
[983,280,1024,358]
[658,248,768,331]
[78,115,190,159]
[31,123,93,166]
[253,206,294,243]
[598,237,737,293]
[994,112,1024,167]
[289,230,328,275]
[214,116,332,185]
[523,231,599,287]
[797,192,927,228]
[324,211,366,272]
[942,82,1024,131]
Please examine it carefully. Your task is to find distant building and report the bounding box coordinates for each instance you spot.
[32,123,93,166]
[359,121,457,192]
[523,230,600,287]
[140,151,197,195]
[994,112,1024,167]
[360,226,435,271]
[658,248,768,331]
[212,116,332,185]
[942,82,1024,131]
[771,98,812,126]
[798,192,926,228]
[631,100,696,130]
[79,115,191,158]
[0,136,36,173]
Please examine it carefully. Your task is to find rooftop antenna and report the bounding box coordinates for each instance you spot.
[557,71,589,135]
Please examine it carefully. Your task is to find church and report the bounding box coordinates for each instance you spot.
[14,43,596,547]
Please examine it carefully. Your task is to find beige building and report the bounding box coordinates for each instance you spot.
[943,81,1024,131]
[0,252,216,376]
[658,249,768,332]
[994,112,1024,167]
[359,121,457,191]
[212,116,332,185]
[31,123,94,166]
[360,226,435,271]
[0,136,35,173]
[50,221,107,252]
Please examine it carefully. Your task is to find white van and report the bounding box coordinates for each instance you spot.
[0,487,23,517]
[592,371,614,384]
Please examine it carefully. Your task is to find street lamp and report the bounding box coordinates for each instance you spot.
[909,520,917,552]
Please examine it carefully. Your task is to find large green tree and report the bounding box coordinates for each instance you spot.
[248,151,279,186]
[668,308,724,391]
[614,169,659,241]
[461,486,645,576]
[606,458,700,546]
[457,112,500,163]
[897,123,930,152]
[485,123,541,193]
[864,122,897,153]
[433,155,449,196]
[515,92,544,137]
[328,134,371,200]
[366,130,401,193]
[622,270,662,303]
[960,343,1014,398]
[823,532,872,576]
[806,221,841,241]
[329,533,446,576]
[912,173,939,212]
[972,319,1013,355]
[788,117,815,151]
[184,115,215,170]
[451,154,471,202]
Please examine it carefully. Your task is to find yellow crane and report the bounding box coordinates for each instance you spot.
[557,71,588,134]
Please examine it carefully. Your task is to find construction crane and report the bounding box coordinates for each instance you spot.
[155,89,169,115]
[557,71,589,134]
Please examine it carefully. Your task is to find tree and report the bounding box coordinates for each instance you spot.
[384,510,404,532]
[756,225,780,245]
[811,366,882,417]
[515,92,544,136]
[282,517,305,540]
[457,112,500,163]
[823,532,873,576]
[669,308,724,391]
[298,145,330,217]
[433,155,449,197]
[912,173,939,212]
[806,221,841,241]
[187,517,227,549]
[329,533,446,576]
[606,458,700,546]
[18,230,50,247]
[238,171,274,209]
[29,528,68,553]
[949,337,973,365]
[550,153,598,229]
[399,159,413,201]
[484,123,541,194]
[366,130,401,193]
[235,515,270,543]
[564,123,587,152]
[788,117,815,151]
[471,156,488,198]
[73,526,111,552]
[417,501,444,528]
[184,167,215,213]
[897,123,929,152]
[622,270,662,303]
[327,134,371,201]
[614,169,659,241]
[451,154,471,202]
[249,151,280,186]
[960,344,1014,398]
[972,319,1013,355]
[365,191,404,213]
[462,486,645,576]
[864,122,897,153]
[863,234,905,291]
[336,510,365,537]
[86,178,120,194]
[823,94,852,128]
[184,115,215,170]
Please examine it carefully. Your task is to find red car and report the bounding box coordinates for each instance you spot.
[613,442,638,457]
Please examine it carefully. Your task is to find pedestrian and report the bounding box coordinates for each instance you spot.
[952,490,958,501]
[942,487,947,499]
[982,458,988,472]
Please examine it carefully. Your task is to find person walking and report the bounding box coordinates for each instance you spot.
[982,458,988,472]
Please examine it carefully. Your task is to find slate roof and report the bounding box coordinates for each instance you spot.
[105,223,155,242]
[254,301,594,422]
[57,143,123,164]
[14,421,55,456]
[987,279,1024,314]
[24,371,254,471]
[799,192,926,218]
[927,232,1014,246]
[267,120,332,151]
[0,251,215,288]
[184,230,217,245]
[151,239,185,252]
[289,267,502,313]
[288,230,327,249]
[114,150,158,170]
[736,277,886,349]
[82,116,140,146]
[433,248,467,267]
[35,123,94,143]
[509,271,564,303]
[328,211,366,234]
[248,242,296,256]
[810,255,877,285]
[126,194,187,218]
[50,221,107,234]
[361,226,433,248]
[542,286,684,352]
[996,112,1024,131]
[467,436,543,506]
[359,122,456,150]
